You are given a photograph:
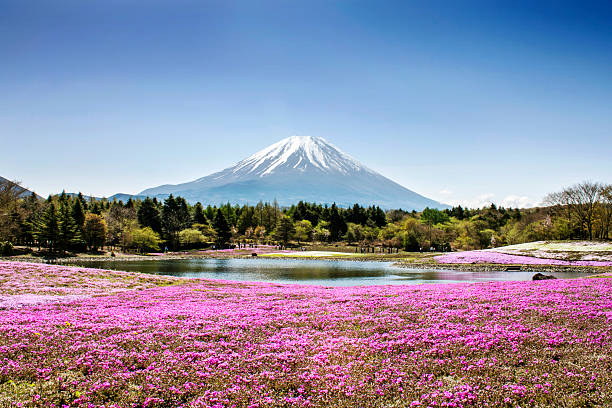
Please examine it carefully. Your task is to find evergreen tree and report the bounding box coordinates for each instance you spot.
[205,205,216,222]
[193,202,207,225]
[212,209,231,247]
[138,197,162,233]
[70,198,86,250]
[71,199,85,230]
[57,194,79,253]
[328,204,347,241]
[162,195,191,249]
[273,215,295,246]
[90,201,102,215]
[237,205,254,234]
[34,203,60,254]
[77,192,88,211]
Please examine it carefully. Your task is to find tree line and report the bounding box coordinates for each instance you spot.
[0,179,609,256]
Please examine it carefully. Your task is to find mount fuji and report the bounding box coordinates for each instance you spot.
[139,136,449,210]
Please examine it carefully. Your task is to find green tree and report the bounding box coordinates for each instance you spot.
[179,228,207,248]
[132,227,163,253]
[212,209,231,247]
[71,198,85,230]
[192,202,207,225]
[345,223,364,245]
[161,195,191,249]
[193,223,217,243]
[138,197,162,233]
[0,179,27,244]
[273,215,295,246]
[294,219,313,244]
[57,194,79,253]
[83,213,107,252]
[105,202,137,251]
[313,220,330,243]
[328,204,347,241]
[34,203,60,254]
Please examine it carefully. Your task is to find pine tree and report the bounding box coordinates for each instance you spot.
[161,195,191,249]
[34,203,60,254]
[71,199,85,230]
[90,201,102,215]
[138,197,162,233]
[71,198,86,250]
[192,202,207,225]
[273,215,295,245]
[213,209,231,247]
[328,203,347,241]
[77,192,88,211]
[57,195,78,253]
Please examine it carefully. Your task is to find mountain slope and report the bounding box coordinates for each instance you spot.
[0,176,42,199]
[140,136,449,210]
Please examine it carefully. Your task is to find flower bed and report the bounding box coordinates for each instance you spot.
[0,261,182,308]
[1,261,612,406]
[434,250,612,266]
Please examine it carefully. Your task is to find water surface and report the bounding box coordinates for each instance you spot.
[64,258,592,286]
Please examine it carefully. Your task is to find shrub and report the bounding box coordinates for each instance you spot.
[0,241,13,256]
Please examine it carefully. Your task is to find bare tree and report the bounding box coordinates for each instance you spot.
[597,184,612,239]
[0,179,27,242]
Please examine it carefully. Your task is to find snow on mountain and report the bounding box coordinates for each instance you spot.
[229,136,368,177]
[139,136,449,210]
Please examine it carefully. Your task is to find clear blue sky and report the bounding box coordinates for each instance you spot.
[2,0,611,208]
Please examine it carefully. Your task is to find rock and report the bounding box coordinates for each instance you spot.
[532,273,557,281]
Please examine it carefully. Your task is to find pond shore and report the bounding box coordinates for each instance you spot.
[3,250,610,274]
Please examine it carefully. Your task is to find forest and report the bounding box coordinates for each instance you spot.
[0,180,610,256]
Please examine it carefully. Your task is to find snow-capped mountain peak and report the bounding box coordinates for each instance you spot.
[139,135,449,210]
[230,135,369,177]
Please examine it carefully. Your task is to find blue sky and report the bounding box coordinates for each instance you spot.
[2,0,611,207]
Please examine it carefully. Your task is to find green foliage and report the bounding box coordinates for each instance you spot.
[192,202,207,225]
[212,209,231,247]
[179,228,207,248]
[132,227,162,253]
[2,179,611,256]
[34,203,60,254]
[138,197,162,233]
[421,207,450,226]
[328,204,347,241]
[313,220,330,243]
[273,215,295,245]
[0,241,13,256]
[294,219,313,244]
[162,195,191,249]
[57,193,79,253]
[83,213,107,252]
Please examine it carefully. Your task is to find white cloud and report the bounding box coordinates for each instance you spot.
[440,192,537,209]
[501,195,534,209]
[443,193,495,209]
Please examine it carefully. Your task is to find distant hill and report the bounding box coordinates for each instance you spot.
[0,176,42,199]
[65,192,147,202]
[140,136,450,210]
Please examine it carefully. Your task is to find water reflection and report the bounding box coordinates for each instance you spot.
[64,258,592,287]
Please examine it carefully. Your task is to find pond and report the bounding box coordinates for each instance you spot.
[63,258,592,286]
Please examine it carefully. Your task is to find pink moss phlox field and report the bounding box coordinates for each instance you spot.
[0,261,182,308]
[434,250,612,266]
[1,262,612,407]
